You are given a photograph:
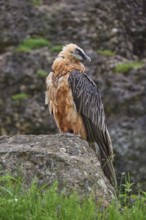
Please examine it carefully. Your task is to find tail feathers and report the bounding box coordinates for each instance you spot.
[100,147,117,188]
[82,117,117,188]
[89,142,117,188]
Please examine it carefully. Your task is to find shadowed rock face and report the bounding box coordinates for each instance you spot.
[0,0,146,189]
[0,134,116,205]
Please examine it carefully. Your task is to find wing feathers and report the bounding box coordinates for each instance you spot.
[68,70,117,187]
[68,70,105,131]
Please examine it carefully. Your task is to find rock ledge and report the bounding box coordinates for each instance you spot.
[0,134,116,204]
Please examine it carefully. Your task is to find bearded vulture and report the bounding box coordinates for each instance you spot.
[45,43,117,188]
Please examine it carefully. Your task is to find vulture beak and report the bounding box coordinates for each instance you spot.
[84,54,91,63]
[73,47,91,63]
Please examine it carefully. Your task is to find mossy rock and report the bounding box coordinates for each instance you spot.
[50,45,63,53]
[16,37,50,52]
[36,69,48,78]
[114,61,144,73]
[11,93,29,101]
[97,50,115,56]
[29,0,43,6]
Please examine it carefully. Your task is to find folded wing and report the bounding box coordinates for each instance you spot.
[68,70,117,187]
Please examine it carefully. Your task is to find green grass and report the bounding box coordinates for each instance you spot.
[29,0,43,5]
[16,37,50,52]
[36,69,48,78]
[50,45,63,53]
[0,175,97,220]
[0,174,146,220]
[11,93,29,100]
[114,61,144,73]
[97,49,115,56]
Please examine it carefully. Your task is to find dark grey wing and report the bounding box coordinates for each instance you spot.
[68,70,117,187]
[69,70,106,132]
[68,70,111,152]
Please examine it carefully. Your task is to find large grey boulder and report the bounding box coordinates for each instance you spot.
[0,134,116,205]
[0,0,146,190]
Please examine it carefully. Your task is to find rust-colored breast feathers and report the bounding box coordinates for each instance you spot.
[52,57,85,77]
[46,70,86,139]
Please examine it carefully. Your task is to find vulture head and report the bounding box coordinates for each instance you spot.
[59,43,91,63]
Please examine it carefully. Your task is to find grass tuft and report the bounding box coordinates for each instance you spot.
[29,0,43,6]
[11,93,29,100]
[16,37,50,52]
[97,50,115,56]
[0,173,146,220]
[50,45,63,53]
[0,175,97,220]
[114,61,144,73]
[36,69,48,78]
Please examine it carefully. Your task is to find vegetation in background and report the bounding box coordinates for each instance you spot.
[11,93,29,101]
[114,61,144,73]
[50,45,63,53]
[36,69,48,78]
[29,0,43,6]
[97,49,115,56]
[16,37,50,52]
[0,174,146,220]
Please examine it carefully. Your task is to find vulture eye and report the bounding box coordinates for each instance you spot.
[72,47,91,62]
[76,48,80,54]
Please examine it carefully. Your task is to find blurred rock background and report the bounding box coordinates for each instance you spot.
[0,0,146,189]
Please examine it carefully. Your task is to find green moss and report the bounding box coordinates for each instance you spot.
[36,69,48,78]
[16,37,50,52]
[97,50,115,56]
[50,45,63,53]
[114,61,144,73]
[16,46,30,53]
[29,0,43,6]
[11,93,29,100]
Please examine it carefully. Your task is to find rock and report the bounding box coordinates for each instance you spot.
[0,0,52,49]
[90,55,146,190]
[0,49,57,135]
[0,134,116,205]
[0,0,146,191]
[96,58,146,190]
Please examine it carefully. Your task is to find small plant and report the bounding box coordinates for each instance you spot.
[118,173,134,207]
[114,61,144,73]
[36,69,48,78]
[97,50,115,56]
[11,93,29,100]
[16,37,50,52]
[51,45,63,53]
